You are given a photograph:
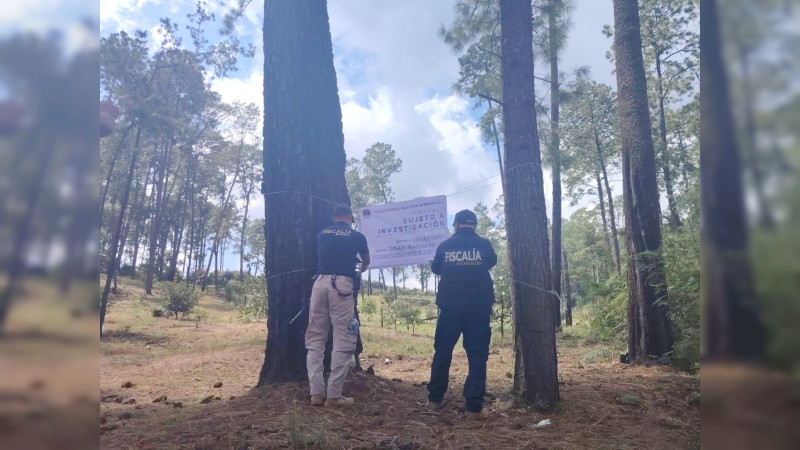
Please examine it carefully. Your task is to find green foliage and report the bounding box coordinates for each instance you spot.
[224,279,244,304]
[752,226,800,371]
[188,307,209,328]
[360,297,378,317]
[158,281,199,319]
[561,80,619,206]
[244,218,266,275]
[362,142,403,204]
[662,228,701,371]
[238,276,268,323]
[587,276,627,343]
[395,302,422,332]
[381,291,399,328]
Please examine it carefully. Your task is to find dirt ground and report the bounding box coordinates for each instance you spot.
[98,282,702,449]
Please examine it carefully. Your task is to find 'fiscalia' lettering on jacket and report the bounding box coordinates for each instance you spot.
[444,250,482,263]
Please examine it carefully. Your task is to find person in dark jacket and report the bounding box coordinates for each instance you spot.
[426,209,497,420]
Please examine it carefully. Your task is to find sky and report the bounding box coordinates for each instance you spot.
[100,0,617,272]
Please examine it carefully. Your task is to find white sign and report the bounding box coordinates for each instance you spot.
[358,195,449,269]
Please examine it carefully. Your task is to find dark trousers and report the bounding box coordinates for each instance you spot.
[427,307,491,412]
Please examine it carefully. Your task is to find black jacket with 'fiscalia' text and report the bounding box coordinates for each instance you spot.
[431,227,497,313]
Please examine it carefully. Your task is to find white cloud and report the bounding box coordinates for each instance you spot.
[101,0,163,32]
[341,87,393,146]
[212,69,263,107]
[414,94,503,214]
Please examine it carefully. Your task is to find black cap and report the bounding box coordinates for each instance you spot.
[332,204,353,217]
[454,209,477,226]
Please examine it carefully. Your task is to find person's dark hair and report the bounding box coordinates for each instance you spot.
[332,204,353,217]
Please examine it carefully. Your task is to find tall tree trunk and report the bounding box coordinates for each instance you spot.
[738,46,774,229]
[655,52,681,231]
[0,132,55,332]
[613,0,674,362]
[186,170,196,282]
[100,124,134,226]
[596,171,613,260]
[257,0,351,385]
[549,2,562,331]
[167,180,188,282]
[145,139,171,295]
[100,128,141,336]
[201,168,241,291]
[130,164,153,279]
[562,249,573,326]
[158,155,184,281]
[500,0,559,407]
[240,192,251,281]
[596,135,622,273]
[116,168,143,279]
[367,270,372,295]
[700,0,765,359]
[487,101,505,192]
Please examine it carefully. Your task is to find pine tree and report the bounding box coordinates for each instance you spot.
[500,0,559,407]
[612,0,674,362]
[257,0,351,385]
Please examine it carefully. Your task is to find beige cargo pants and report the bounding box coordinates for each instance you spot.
[305,275,357,399]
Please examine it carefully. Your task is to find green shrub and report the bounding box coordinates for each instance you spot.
[224,279,244,304]
[663,229,701,372]
[158,281,199,319]
[360,297,377,317]
[188,307,208,328]
[238,276,267,322]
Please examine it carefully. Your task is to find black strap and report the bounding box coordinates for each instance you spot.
[330,274,353,297]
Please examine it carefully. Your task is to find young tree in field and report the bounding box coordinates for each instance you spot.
[500,0,559,407]
[360,142,402,293]
[257,0,351,385]
[700,0,765,358]
[561,81,622,273]
[612,0,674,362]
[361,142,402,204]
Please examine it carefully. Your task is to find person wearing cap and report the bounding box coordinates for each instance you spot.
[426,209,497,420]
[306,204,370,408]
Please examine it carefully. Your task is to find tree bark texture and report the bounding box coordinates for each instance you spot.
[549,3,562,329]
[257,0,351,386]
[613,0,674,362]
[700,0,765,359]
[500,0,559,407]
[562,249,572,327]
